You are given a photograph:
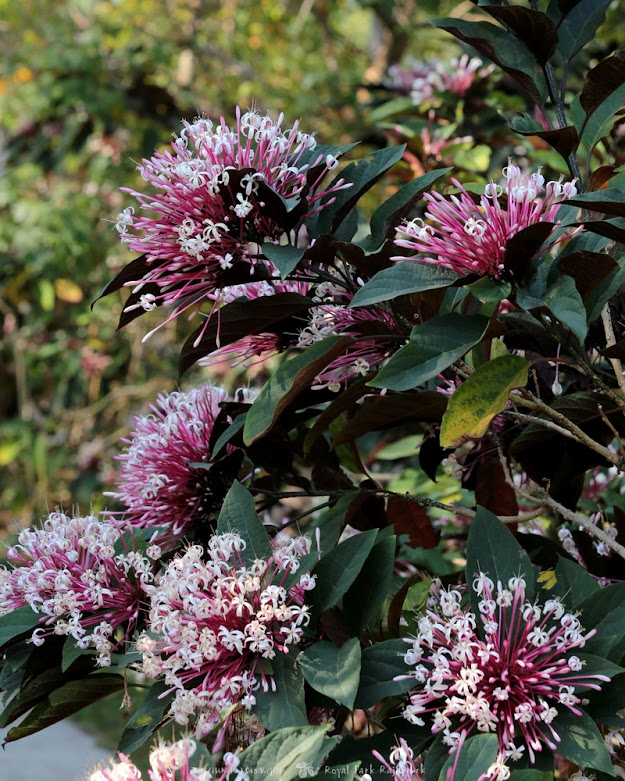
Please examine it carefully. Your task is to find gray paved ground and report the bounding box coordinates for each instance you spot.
[0,720,114,781]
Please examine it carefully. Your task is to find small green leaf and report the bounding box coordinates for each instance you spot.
[254,654,307,730]
[370,314,489,392]
[0,606,40,650]
[310,530,378,619]
[557,0,612,61]
[238,725,328,781]
[217,481,272,564]
[552,708,614,773]
[350,262,461,308]
[439,355,530,447]
[354,639,414,709]
[211,413,246,457]
[300,638,361,709]
[262,243,305,278]
[439,733,499,781]
[243,336,352,445]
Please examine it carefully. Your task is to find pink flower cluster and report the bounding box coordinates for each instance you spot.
[115,107,347,334]
[0,512,153,666]
[398,573,609,779]
[137,530,315,737]
[386,55,491,104]
[394,161,578,278]
[89,738,247,781]
[107,384,238,549]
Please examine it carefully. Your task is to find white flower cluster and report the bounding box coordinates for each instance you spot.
[137,530,315,736]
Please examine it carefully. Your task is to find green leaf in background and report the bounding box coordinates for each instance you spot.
[262,242,305,278]
[217,480,272,564]
[354,638,414,709]
[5,674,124,743]
[117,680,176,754]
[238,725,329,781]
[370,314,489,392]
[465,507,535,620]
[439,733,499,781]
[357,167,452,253]
[300,638,361,709]
[350,262,461,308]
[254,654,307,730]
[310,529,378,619]
[552,708,614,773]
[439,354,529,447]
[0,605,39,650]
[243,335,352,445]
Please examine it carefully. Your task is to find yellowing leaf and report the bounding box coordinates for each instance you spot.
[54,278,83,303]
[440,354,530,447]
[538,569,557,589]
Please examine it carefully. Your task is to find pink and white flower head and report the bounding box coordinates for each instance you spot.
[137,530,315,737]
[106,384,235,549]
[0,511,152,666]
[394,161,578,278]
[363,738,423,781]
[430,55,493,97]
[88,738,247,781]
[398,574,609,779]
[115,107,347,336]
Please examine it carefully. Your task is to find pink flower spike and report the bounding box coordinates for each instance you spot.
[393,162,579,279]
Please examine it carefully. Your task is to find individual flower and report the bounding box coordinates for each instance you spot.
[362,738,423,781]
[88,739,247,781]
[385,55,491,105]
[114,107,347,336]
[394,161,578,278]
[430,55,493,97]
[106,384,239,549]
[398,574,610,778]
[137,530,315,738]
[0,511,151,666]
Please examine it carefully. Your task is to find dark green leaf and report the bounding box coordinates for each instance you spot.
[61,638,87,673]
[350,262,461,308]
[578,82,625,152]
[217,480,272,564]
[552,708,613,773]
[118,680,176,754]
[300,638,361,709]
[254,654,307,730]
[243,336,353,445]
[508,115,579,160]
[238,725,329,781]
[465,507,535,624]
[439,733,499,781]
[354,638,414,709]
[557,0,612,61]
[343,535,397,632]
[4,675,123,743]
[424,733,449,781]
[0,606,39,650]
[369,314,489,392]
[262,243,305,278]
[358,168,452,253]
[542,274,587,342]
[583,217,625,244]
[550,557,600,608]
[580,48,625,118]
[565,188,625,218]
[91,254,150,309]
[310,530,378,619]
[211,413,246,458]
[481,7,557,64]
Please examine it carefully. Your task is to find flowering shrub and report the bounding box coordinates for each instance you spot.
[3,4,625,781]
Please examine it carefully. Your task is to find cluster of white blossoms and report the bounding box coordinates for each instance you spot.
[0,512,153,666]
[398,573,610,780]
[137,531,315,737]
